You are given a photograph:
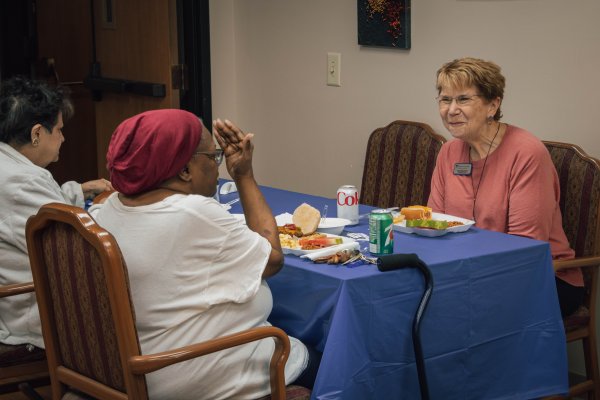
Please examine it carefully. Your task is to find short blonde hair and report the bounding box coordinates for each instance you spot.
[436,57,505,121]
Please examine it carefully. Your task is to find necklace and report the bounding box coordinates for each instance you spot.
[470,122,501,222]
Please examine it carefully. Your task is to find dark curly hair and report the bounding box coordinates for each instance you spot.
[0,76,73,146]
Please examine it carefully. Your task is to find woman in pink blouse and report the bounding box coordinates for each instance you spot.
[427,57,583,317]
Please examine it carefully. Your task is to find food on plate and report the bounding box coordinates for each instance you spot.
[279,232,343,251]
[313,249,360,264]
[406,219,449,230]
[279,233,300,249]
[278,223,303,237]
[400,205,432,220]
[292,203,321,235]
[393,211,472,236]
[298,235,343,250]
[391,211,405,224]
[446,221,465,228]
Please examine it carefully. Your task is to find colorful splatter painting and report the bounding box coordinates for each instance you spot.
[358,0,411,49]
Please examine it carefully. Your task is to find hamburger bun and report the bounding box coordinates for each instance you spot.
[292,203,321,235]
[400,205,432,220]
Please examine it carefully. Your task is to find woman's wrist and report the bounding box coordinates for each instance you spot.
[232,173,255,186]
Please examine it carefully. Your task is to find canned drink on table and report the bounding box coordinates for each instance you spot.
[369,209,394,256]
[337,185,359,225]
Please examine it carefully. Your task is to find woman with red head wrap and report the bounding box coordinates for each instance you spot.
[95,110,313,399]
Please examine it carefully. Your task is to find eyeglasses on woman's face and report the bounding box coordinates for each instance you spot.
[193,149,224,166]
[436,94,483,109]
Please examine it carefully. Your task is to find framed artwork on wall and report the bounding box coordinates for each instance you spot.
[357,0,411,49]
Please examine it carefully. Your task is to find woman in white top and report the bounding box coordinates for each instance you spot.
[0,76,112,349]
[94,109,314,399]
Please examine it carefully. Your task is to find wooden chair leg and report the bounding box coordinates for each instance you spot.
[581,335,600,400]
[17,382,45,400]
[582,335,600,400]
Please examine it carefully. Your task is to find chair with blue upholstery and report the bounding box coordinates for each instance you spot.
[543,140,600,399]
[360,120,446,209]
[25,203,310,400]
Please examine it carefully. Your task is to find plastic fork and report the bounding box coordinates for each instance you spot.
[321,205,328,224]
[342,252,378,265]
[346,232,369,241]
[224,198,240,207]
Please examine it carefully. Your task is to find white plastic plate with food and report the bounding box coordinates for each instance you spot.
[275,213,350,233]
[393,212,475,237]
[280,233,357,256]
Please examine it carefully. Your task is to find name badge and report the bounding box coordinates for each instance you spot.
[453,163,472,176]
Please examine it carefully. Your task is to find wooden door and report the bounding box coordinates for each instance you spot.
[92,0,180,178]
[36,0,98,184]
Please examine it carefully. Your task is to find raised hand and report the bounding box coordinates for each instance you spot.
[212,118,254,179]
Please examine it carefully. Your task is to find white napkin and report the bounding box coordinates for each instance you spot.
[300,242,360,261]
[219,182,237,195]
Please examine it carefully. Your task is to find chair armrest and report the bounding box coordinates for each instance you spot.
[0,282,34,298]
[553,256,600,272]
[128,326,290,398]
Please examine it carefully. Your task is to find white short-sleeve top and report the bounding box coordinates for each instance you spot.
[94,193,307,400]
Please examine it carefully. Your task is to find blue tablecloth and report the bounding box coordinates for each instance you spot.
[223,184,568,400]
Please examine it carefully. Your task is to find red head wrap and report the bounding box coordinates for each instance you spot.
[106,109,202,195]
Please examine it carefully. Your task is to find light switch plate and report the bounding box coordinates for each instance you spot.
[327,52,341,87]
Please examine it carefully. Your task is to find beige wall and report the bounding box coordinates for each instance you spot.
[210,0,600,198]
[210,0,600,375]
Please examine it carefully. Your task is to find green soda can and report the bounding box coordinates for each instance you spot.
[369,209,394,256]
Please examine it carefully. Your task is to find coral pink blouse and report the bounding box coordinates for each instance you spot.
[428,125,582,286]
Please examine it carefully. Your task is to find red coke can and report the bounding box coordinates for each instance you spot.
[337,185,359,225]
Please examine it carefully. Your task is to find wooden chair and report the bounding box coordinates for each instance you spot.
[544,140,600,399]
[90,190,115,205]
[0,283,49,398]
[25,203,309,400]
[360,120,446,208]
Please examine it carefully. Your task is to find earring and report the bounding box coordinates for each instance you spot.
[486,115,493,125]
[32,139,39,146]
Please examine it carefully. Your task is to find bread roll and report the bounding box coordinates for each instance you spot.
[400,205,432,220]
[292,203,321,235]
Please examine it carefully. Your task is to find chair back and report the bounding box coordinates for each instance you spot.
[543,140,600,399]
[26,203,147,399]
[544,141,600,300]
[360,120,446,208]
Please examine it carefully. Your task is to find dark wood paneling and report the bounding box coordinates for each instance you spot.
[92,0,179,178]
[36,0,99,184]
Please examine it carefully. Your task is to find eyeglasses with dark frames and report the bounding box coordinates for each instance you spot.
[193,149,224,166]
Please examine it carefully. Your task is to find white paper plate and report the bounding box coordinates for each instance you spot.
[281,233,356,256]
[393,212,475,237]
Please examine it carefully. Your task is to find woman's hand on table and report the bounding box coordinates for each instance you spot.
[212,118,254,180]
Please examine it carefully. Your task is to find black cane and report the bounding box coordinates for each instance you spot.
[377,253,433,400]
